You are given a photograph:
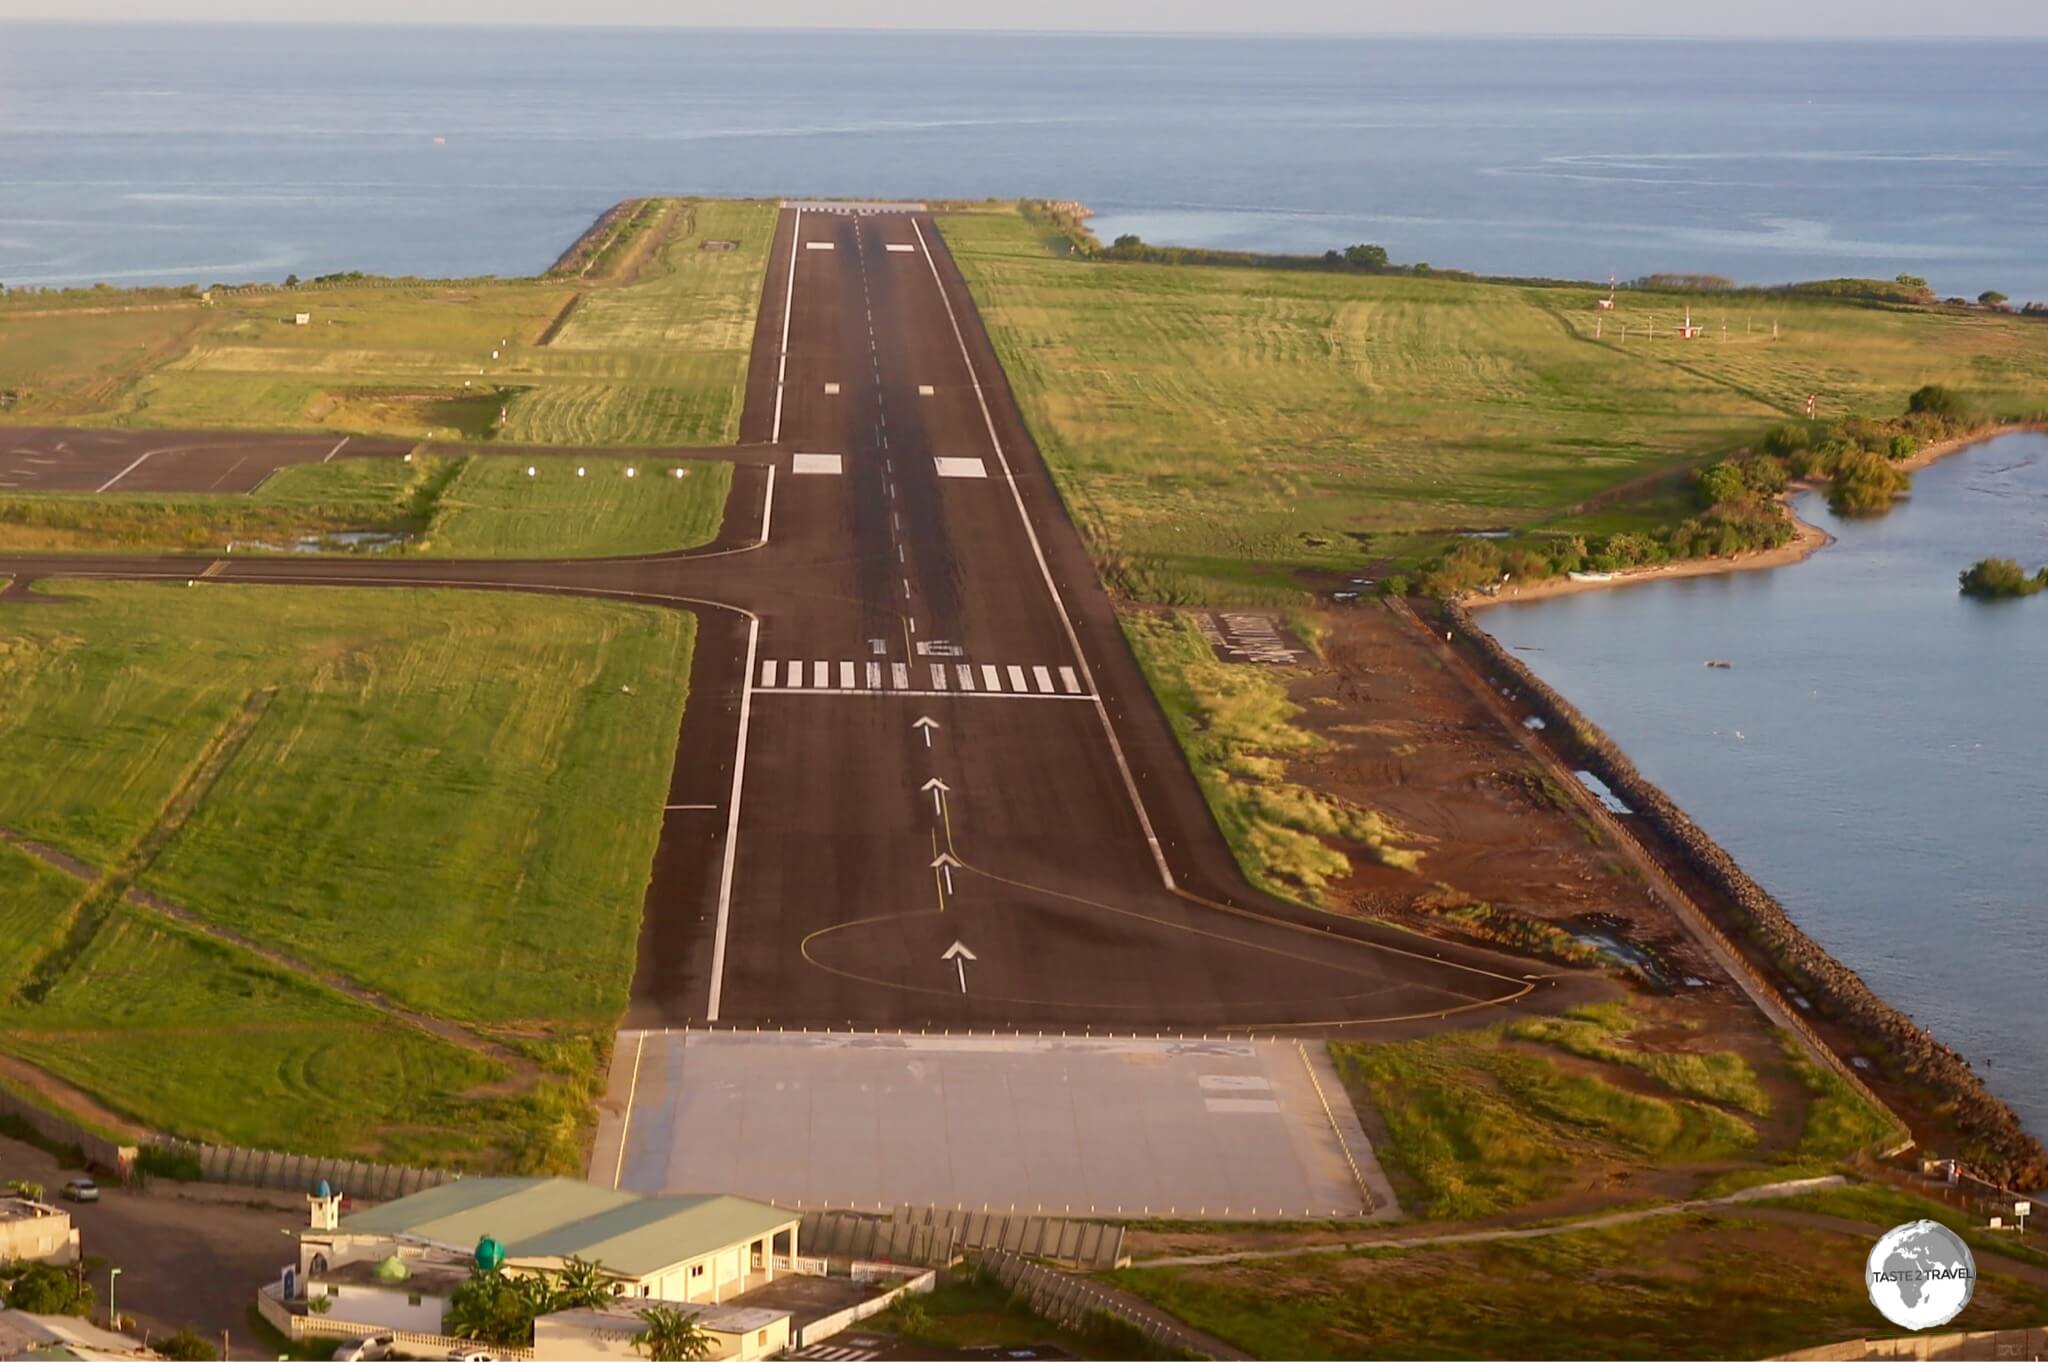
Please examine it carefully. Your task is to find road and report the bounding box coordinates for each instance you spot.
[0,202,1593,1033]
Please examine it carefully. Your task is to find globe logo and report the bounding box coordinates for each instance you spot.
[1867,1220,1975,1330]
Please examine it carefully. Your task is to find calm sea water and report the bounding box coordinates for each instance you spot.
[3,25,2048,298]
[1487,434,2048,1138]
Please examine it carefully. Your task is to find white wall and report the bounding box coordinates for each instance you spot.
[314,1281,448,1334]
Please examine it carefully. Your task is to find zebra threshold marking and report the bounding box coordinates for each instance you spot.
[758,658,1086,697]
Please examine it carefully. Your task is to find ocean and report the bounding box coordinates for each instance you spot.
[3,24,2048,300]
[1485,433,2048,1138]
[4,20,2044,1132]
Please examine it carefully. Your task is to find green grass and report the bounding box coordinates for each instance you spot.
[1331,1020,1759,1222]
[1508,1003,1771,1116]
[1119,610,1418,903]
[0,453,732,558]
[1106,1208,2048,1360]
[0,582,693,1024]
[867,1275,1107,1357]
[1779,1033,1900,1162]
[0,199,776,447]
[943,206,2048,606]
[0,846,80,994]
[1760,1183,2048,1272]
[0,905,506,1160]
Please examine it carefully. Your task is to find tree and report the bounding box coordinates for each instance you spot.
[1978,290,2009,309]
[1759,423,1810,457]
[1,1262,94,1315]
[445,1269,540,1348]
[632,1305,714,1361]
[1109,234,1143,253]
[283,273,300,287]
[1959,557,2048,598]
[1695,462,1748,508]
[1895,273,1930,293]
[1341,243,1389,270]
[5,1179,45,1201]
[550,1256,615,1312]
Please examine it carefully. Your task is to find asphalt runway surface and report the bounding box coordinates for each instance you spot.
[0,427,415,493]
[0,202,1603,1034]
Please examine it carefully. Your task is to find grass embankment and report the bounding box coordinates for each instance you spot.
[944,207,2048,605]
[0,199,775,447]
[1332,1001,1887,1222]
[1106,1201,2048,1361]
[1121,610,1417,903]
[0,452,731,557]
[944,202,2048,914]
[0,581,693,1164]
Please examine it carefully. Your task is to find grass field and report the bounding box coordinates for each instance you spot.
[0,452,732,557]
[1120,610,1415,903]
[1327,999,1827,1222]
[1107,1205,2048,1360]
[942,208,2048,605]
[0,198,776,447]
[0,581,695,1157]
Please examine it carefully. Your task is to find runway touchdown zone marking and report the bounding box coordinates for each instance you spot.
[933,456,987,479]
[791,453,843,475]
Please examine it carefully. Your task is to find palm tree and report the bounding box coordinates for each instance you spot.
[551,1256,614,1312]
[632,1305,713,1361]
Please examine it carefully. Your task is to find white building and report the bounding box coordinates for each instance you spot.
[0,1195,78,1266]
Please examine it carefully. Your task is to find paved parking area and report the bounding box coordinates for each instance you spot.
[599,1031,1398,1220]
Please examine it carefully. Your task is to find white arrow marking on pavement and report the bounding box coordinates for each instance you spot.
[931,850,962,894]
[921,776,949,815]
[912,715,939,747]
[941,940,977,993]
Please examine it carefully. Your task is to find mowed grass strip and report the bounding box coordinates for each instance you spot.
[0,903,506,1161]
[941,208,2048,604]
[0,453,732,558]
[422,455,732,557]
[1106,1210,2048,1360]
[0,846,81,994]
[1,198,776,448]
[0,582,694,1024]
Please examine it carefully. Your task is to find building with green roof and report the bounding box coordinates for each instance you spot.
[298,1177,800,1311]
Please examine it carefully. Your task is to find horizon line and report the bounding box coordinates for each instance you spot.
[3,17,2046,40]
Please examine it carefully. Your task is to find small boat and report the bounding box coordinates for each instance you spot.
[1704,659,1733,669]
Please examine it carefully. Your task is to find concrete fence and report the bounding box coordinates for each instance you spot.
[796,1209,956,1268]
[161,1140,457,1200]
[0,1084,137,1177]
[1774,1324,2046,1360]
[977,1249,1229,1360]
[791,1267,935,1350]
[797,1206,1129,1271]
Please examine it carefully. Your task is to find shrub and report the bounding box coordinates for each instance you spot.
[1828,450,1911,514]
[1887,433,1918,461]
[1958,557,2048,598]
[154,1329,219,1360]
[1760,423,1810,457]
[1907,383,1968,421]
[137,1146,204,1181]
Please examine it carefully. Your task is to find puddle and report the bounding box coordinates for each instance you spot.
[229,530,413,554]
[1569,913,1682,990]
[1574,769,1632,814]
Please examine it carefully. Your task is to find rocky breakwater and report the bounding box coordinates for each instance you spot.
[1441,598,2048,1191]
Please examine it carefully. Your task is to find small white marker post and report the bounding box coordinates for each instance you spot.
[526,466,537,478]
[941,940,976,993]
[576,466,586,478]
[921,776,949,815]
[626,466,636,479]
[912,715,939,748]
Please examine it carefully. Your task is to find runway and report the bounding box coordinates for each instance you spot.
[0,202,1598,1034]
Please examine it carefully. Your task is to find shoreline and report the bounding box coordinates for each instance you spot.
[1467,421,2047,611]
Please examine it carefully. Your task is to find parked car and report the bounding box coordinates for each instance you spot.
[333,1334,397,1361]
[59,1178,98,1203]
[445,1349,496,1362]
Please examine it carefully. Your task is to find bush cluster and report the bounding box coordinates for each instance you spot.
[1958,557,2048,598]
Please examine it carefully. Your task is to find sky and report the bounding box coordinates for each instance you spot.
[1,0,2045,35]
